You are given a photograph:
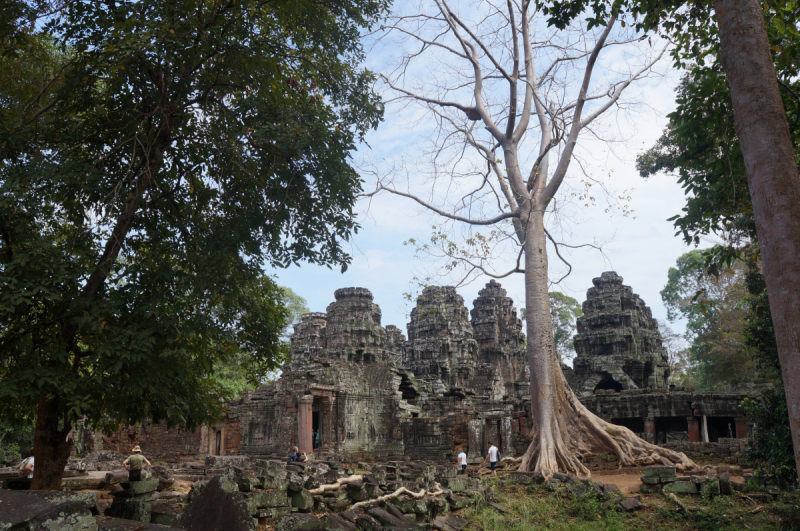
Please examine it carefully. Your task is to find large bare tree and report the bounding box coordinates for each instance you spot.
[366,0,692,474]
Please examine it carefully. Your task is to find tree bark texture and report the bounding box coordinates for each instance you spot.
[518,208,693,475]
[714,0,800,477]
[31,394,73,490]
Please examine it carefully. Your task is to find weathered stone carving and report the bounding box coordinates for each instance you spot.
[571,272,670,396]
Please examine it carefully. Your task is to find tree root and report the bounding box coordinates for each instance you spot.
[308,475,363,495]
[350,482,444,510]
[519,389,695,477]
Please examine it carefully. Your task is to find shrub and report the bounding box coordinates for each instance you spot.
[743,387,797,488]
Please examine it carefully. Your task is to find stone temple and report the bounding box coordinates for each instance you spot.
[226,282,532,463]
[81,273,756,465]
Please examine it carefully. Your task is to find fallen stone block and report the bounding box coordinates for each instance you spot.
[274,513,327,531]
[618,498,643,512]
[0,490,96,531]
[663,481,697,495]
[291,489,315,512]
[95,516,182,530]
[180,476,255,531]
[719,472,733,495]
[367,507,410,528]
[120,478,160,496]
[150,501,180,526]
[105,498,151,523]
[644,466,677,479]
[204,455,251,469]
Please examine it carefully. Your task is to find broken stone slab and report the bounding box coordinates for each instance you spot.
[180,476,255,531]
[0,490,96,531]
[120,478,160,495]
[237,476,260,492]
[366,507,410,528]
[319,514,359,531]
[643,466,677,479]
[618,498,643,512]
[150,501,181,526]
[95,516,182,530]
[104,471,129,485]
[291,489,314,512]
[204,455,251,469]
[719,472,733,495]
[246,489,289,512]
[274,513,328,531]
[663,481,698,495]
[702,477,721,497]
[105,498,151,523]
[23,490,100,515]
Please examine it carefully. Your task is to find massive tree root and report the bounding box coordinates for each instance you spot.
[518,381,694,476]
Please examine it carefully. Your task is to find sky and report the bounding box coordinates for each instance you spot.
[269,8,694,342]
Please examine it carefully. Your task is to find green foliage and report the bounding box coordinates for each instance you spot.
[660,250,752,390]
[0,422,33,466]
[213,286,308,398]
[0,0,387,445]
[548,292,583,362]
[744,388,798,488]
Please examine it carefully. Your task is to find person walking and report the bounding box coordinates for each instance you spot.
[455,447,468,475]
[486,442,500,477]
[123,445,152,481]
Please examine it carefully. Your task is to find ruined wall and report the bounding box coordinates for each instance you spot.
[571,272,669,395]
[101,422,203,463]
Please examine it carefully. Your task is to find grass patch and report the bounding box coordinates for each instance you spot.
[460,481,800,530]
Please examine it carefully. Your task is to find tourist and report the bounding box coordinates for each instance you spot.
[313,430,320,450]
[455,447,468,475]
[287,446,300,464]
[487,442,500,477]
[297,452,308,463]
[18,448,34,479]
[123,445,152,481]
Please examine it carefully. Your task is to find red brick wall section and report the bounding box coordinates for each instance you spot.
[103,422,203,463]
[224,419,241,455]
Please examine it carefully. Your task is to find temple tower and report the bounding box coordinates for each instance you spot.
[571,271,669,396]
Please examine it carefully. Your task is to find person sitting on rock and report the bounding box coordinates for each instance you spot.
[287,446,300,464]
[123,445,152,481]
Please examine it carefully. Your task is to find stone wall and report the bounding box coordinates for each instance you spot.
[100,422,203,463]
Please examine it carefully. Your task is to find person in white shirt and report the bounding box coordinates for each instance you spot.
[455,447,468,475]
[487,442,500,477]
[19,448,34,479]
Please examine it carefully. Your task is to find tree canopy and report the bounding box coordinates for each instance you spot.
[0,0,388,488]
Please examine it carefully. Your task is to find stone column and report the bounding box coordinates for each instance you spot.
[735,417,748,439]
[297,396,313,454]
[501,417,514,458]
[321,396,334,450]
[467,419,483,464]
[644,417,656,444]
[687,417,700,442]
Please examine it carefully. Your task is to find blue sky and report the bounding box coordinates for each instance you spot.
[268,12,694,341]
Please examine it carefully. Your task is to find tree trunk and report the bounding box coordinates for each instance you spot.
[31,393,73,490]
[713,0,800,479]
[519,209,693,475]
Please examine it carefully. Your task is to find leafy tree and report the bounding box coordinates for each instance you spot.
[661,251,753,390]
[214,286,309,397]
[0,0,387,489]
[548,292,582,364]
[538,0,800,481]
[744,388,798,488]
[656,320,693,388]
